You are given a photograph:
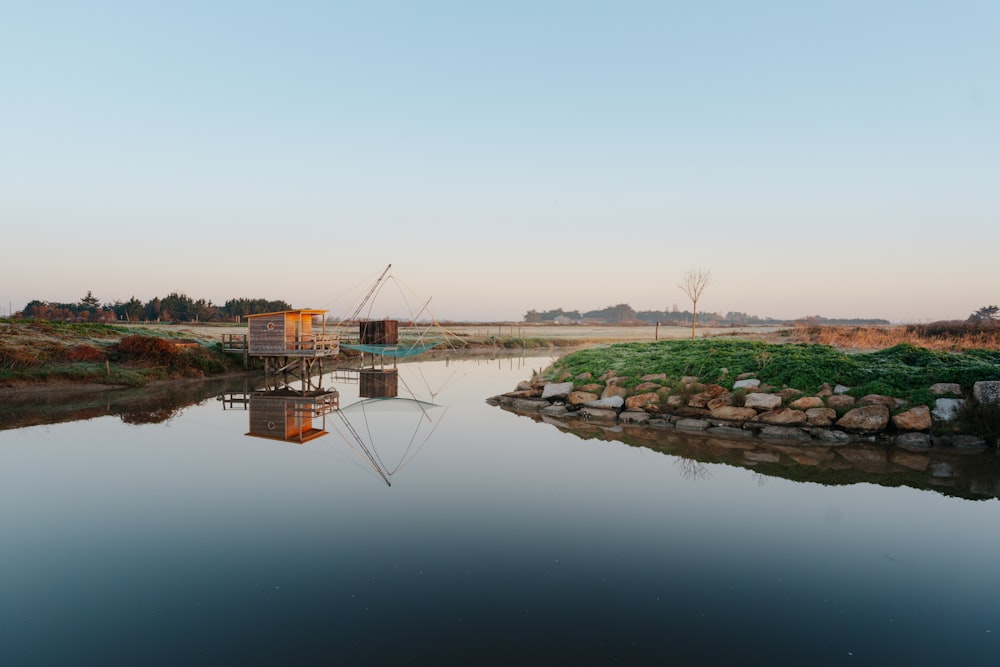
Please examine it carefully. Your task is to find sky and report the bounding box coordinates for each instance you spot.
[1,1,997,323]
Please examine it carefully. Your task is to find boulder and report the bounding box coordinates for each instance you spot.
[932,398,965,421]
[575,372,593,381]
[540,404,569,417]
[707,394,734,410]
[777,388,804,401]
[687,392,713,408]
[826,395,856,410]
[625,392,659,410]
[834,384,851,394]
[541,382,574,400]
[567,391,600,406]
[680,376,700,385]
[973,381,1000,406]
[632,382,663,394]
[789,396,824,410]
[606,376,628,387]
[641,373,667,382]
[704,383,729,398]
[930,382,962,396]
[744,393,782,411]
[733,378,761,389]
[816,383,833,397]
[707,425,754,439]
[735,372,756,380]
[891,405,932,431]
[666,395,685,408]
[579,383,603,394]
[755,409,807,426]
[805,407,838,426]
[709,406,758,422]
[859,394,898,408]
[836,405,890,433]
[601,385,628,400]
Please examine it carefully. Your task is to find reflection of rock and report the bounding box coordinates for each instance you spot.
[895,432,932,451]
[676,418,710,431]
[890,449,930,471]
[836,447,890,471]
[744,450,780,464]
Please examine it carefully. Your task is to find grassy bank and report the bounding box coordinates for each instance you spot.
[541,339,1000,407]
[0,319,242,388]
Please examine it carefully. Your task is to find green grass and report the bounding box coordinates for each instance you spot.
[545,340,1000,405]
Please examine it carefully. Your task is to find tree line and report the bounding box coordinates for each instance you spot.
[16,292,293,323]
[523,305,889,327]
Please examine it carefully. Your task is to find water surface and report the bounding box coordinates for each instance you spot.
[1,356,998,665]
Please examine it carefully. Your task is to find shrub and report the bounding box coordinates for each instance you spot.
[113,335,178,365]
[65,344,106,362]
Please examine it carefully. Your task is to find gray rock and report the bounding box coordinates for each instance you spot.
[834,384,851,395]
[973,381,1000,406]
[810,429,852,444]
[578,407,619,421]
[508,398,551,411]
[733,378,761,389]
[675,418,710,431]
[619,410,651,424]
[744,393,782,410]
[540,404,569,416]
[541,382,574,400]
[760,425,811,441]
[943,434,987,449]
[932,398,965,421]
[584,395,625,409]
[895,432,932,451]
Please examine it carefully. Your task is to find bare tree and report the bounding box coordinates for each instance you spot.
[678,268,712,339]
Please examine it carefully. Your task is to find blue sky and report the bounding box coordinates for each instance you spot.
[2,1,997,322]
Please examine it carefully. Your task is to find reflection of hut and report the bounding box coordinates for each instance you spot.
[360,368,398,398]
[246,392,339,444]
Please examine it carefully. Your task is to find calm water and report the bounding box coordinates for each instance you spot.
[1,356,998,665]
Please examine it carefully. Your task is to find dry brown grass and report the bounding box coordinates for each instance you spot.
[787,322,1000,352]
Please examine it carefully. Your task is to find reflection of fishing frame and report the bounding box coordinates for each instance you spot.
[331,397,447,487]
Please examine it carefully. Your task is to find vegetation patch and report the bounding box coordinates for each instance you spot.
[543,339,1000,406]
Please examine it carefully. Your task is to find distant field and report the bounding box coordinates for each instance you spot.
[126,321,787,346]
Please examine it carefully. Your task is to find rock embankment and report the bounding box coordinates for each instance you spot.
[490,372,1000,449]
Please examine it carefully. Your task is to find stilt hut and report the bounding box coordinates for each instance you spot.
[244,310,339,393]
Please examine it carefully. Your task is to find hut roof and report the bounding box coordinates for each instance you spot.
[246,309,328,318]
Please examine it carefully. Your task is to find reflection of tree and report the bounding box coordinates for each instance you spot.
[119,405,180,425]
[675,456,712,482]
[752,472,768,487]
